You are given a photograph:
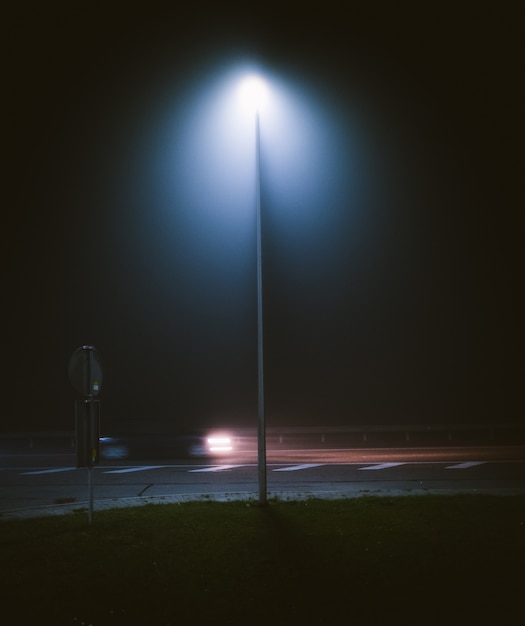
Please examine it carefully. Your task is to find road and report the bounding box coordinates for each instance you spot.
[1,445,524,519]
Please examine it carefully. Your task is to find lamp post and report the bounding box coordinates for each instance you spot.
[240,75,267,504]
[255,96,266,505]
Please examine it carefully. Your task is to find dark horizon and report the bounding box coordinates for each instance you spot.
[4,4,522,433]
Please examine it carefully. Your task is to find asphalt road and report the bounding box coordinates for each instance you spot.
[1,445,524,519]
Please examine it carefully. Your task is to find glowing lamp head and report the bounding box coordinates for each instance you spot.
[239,75,268,113]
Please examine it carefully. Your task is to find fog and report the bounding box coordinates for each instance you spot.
[5,6,522,433]
[71,57,367,430]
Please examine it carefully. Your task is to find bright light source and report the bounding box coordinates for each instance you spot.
[207,434,233,453]
[238,75,268,112]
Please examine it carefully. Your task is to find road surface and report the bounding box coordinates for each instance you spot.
[1,445,524,518]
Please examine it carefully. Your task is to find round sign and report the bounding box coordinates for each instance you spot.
[68,345,103,397]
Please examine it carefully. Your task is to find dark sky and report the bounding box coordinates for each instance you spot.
[4,3,523,433]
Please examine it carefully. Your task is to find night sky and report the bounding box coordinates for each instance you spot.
[4,3,522,433]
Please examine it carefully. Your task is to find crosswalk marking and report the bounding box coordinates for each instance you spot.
[189,465,245,473]
[359,462,406,471]
[16,460,496,477]
[20,467,76,475]
[445,462,486,469]
[104,466,165,474]
[273,463,324,472]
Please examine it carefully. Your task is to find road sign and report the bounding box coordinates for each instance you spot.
[68,345,104,524]
[68,345,102,397]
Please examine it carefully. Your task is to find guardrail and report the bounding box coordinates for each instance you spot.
[0,432,76,450]
[1,424,524,450]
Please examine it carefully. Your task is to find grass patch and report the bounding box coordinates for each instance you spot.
[1,495,524,625]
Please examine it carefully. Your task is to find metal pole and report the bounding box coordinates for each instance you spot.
[87,347,94,523]
[256,108,267,505]
[88,465,94,524]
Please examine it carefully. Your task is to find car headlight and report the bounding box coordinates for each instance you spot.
[206,434,233,453]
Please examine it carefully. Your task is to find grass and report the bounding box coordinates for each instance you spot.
[1,495,524,625]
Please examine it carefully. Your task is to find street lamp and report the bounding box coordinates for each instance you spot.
[239,75,267,504]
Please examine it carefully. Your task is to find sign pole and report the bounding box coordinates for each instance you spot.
[68,345,103,525]
[88,465,94,524]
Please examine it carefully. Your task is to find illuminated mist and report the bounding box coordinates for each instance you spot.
[84,58,365,429]
[7,8,521,432]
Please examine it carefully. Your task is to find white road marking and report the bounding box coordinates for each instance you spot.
[104,466,165,474]
[445,462,486,469]
[20,467,76,475]
[359,462,406,471]
[189,465,246,473]
[273,463,324,472]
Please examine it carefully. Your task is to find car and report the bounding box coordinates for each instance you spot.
[99,430,234,461]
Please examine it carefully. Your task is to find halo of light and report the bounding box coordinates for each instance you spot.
[238,75,268,111]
